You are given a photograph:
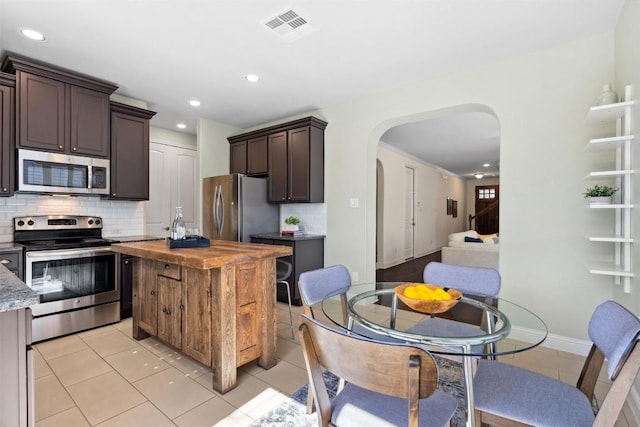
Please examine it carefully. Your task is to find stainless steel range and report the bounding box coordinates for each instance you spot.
[14,215,119,342]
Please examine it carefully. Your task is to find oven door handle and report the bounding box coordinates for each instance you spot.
[25,247,112,260]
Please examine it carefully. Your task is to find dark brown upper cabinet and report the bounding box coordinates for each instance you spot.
[228,116,327,203]
[0,73,15,197]
[2,56,117,158]
[228,135,268,176]
[267,119,326,203]
[109,102,156,200]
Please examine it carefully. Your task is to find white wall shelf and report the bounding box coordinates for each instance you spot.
[588,235,634,243]
[588,204,634,209]
[585,135,634,152]
[584,85,634,293]
[585,100,635,123]
[586,170,634,179]
[588,263,634,278]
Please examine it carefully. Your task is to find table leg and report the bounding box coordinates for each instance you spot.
[461,344,475,427]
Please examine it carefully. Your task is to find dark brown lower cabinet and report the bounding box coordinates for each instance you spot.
[250,234,325,305]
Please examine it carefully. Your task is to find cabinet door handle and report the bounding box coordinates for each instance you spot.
[164,264,170,270]
[72,147,77,151]
[150,290,156,296]
[58,145,63,149]
[179,304,184,310]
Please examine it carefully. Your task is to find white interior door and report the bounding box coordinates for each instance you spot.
[404,166,415,260]
[145,142,197,237]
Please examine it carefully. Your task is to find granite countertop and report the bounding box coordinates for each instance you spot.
[0,265,38,313]
[251,232,326,241]
[107,235,165,243]
[0,242,24,253]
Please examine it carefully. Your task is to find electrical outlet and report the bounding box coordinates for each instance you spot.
[351,272,358,282]
[350,198,359,208]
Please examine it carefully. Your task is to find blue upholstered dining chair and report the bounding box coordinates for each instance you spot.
[405,262,501,352]
[298,264,404,414]
[298,313,458,427]
[298,264,404,341]
[422,261,501,297]
[298,264,352,323]
[473,300,640,427]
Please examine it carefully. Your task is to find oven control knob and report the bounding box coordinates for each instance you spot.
[17,220,24,227]
[27,220,34,226]
[88,219,94,225]
[95,219,101,225]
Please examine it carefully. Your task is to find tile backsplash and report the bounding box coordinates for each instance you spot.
[280,203,326,235]
[0,194,144,243]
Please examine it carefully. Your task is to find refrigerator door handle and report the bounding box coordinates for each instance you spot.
[214,184,224,238]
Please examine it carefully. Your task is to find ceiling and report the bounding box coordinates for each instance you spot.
[381,111,500,178]
[0,0,624,177]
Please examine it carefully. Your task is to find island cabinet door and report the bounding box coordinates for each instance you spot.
[182,269,212,366]
[157,276,182,349]
[236,262,260,366]
[135,259,158,336]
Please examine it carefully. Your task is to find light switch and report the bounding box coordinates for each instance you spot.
[350,198,359,208]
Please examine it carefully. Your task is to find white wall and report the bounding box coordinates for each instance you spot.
[376,144,465,268]
[615,0,640,313]
[311,31,617,343]
[614,0,640,415]
[187,1,636,350]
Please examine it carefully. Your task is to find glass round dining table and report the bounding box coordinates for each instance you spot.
[320,282,548,427]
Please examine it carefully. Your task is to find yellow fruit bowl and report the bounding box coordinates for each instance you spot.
[394,283,463,314]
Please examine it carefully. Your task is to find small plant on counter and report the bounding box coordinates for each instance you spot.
[583,184,618,198]
[284,216,301,225]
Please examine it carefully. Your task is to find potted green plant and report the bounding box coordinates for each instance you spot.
[583,184,618,204]
[283,215,301,232]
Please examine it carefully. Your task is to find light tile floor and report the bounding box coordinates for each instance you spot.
[35,302,635,426]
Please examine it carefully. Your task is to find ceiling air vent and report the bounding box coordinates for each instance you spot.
[262,9,315,42]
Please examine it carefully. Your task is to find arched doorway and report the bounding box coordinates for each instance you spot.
[374,104,500,272]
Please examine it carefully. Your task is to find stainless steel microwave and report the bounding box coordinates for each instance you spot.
[18,149,110,195]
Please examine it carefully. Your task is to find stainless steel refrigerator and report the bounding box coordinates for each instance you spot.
[203,174,279,242]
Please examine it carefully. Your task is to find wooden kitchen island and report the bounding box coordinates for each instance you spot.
[110,239,292,393]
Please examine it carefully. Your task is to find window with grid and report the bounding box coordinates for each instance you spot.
[478,188,496,199]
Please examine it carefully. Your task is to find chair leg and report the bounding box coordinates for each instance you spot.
[277,280,295,339]
[306,387,315,414]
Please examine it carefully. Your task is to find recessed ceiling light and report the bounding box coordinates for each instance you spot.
[20,28,46,41]
[483,163,490,168]
[176,123,187,129]
[245,74,260,82]
[189,100,201,107]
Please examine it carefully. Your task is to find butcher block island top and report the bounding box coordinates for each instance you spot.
[111,239,292,393]
[110,239,292,269]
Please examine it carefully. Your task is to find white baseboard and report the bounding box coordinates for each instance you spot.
[511,326,591,355]
[628,387,640,426]
[513,326,640,425]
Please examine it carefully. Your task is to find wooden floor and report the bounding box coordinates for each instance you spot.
[376,251,441,283]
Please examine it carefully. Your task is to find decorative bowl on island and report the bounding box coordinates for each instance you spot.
[394,283,463,314]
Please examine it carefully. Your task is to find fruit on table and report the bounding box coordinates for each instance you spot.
[403,284,452,301]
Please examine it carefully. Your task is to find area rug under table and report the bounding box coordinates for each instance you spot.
[250,356,467,427]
